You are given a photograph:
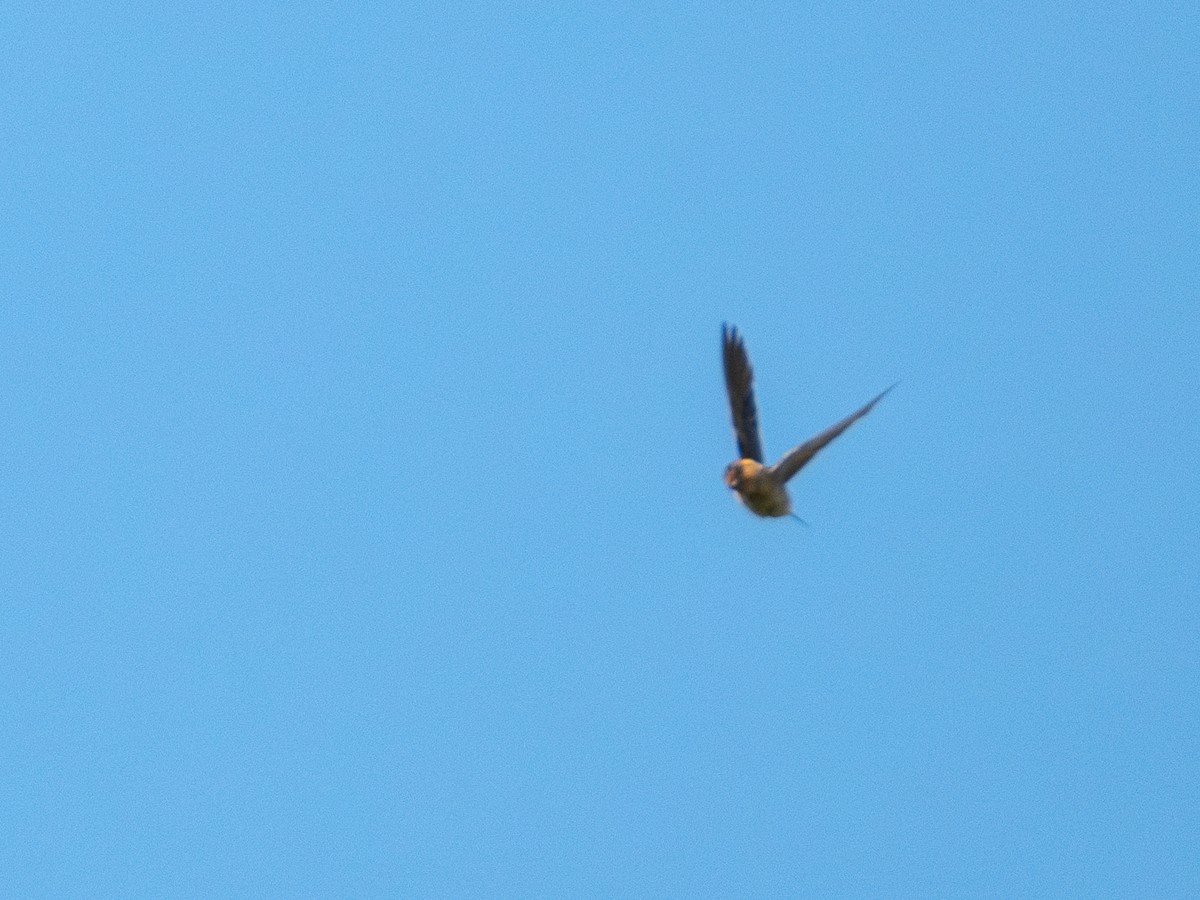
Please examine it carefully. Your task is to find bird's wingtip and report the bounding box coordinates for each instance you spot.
[874,381,900,403]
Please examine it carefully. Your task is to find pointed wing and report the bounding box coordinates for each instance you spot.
[767,383,896,484]
[722,324,764,462]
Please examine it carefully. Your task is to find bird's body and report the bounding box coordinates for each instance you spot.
[721,324,893,519]
[723,459,793,517]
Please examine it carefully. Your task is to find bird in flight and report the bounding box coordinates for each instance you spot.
[722,323,894,520]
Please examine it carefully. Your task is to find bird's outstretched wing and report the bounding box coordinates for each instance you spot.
[722,324,764,462]
[767,383,896,484]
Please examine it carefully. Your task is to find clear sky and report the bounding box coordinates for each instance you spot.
[3,2,1197,897]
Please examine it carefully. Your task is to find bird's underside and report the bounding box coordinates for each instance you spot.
[721,323,894,519]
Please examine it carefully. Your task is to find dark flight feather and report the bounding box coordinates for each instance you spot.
[722,324,764,462]
[768,383,897,484]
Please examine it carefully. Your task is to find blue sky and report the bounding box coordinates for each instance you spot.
[3,2,1197,896]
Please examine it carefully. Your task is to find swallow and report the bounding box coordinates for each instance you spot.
[722,323,894,519]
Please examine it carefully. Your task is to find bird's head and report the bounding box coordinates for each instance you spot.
[724,458,763,490]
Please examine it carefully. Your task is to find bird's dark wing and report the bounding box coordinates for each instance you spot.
[722,324,764,462]
[767,383,896,484]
